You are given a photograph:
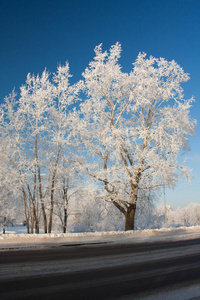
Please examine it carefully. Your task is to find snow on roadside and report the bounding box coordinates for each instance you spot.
[0,226,200,250]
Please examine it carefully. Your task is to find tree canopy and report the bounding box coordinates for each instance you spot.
[0,43,196,232]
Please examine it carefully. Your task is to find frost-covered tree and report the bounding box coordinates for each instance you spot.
[0,92,29,230]
[51,158,83,233]
[69,186,158,232]
[134,190,160,230]
[44,62,82,233]
[78,43,196,231]
[70,185,124,232]
[166,203,200,227]
[0,63,81,233]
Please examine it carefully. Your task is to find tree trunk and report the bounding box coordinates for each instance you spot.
[63,207,67,233]
[40,197,47,233]
[32,197,39,233]
[3,217,6,234]
[63,183,68,233]
[125,205,136,231]
[48,171,56,233]
[26,220,30,234]
[37,163,47,233]
[31,212,34,233]
[48,144,61,233]
[35,137,47,233]
[22,187,30,233]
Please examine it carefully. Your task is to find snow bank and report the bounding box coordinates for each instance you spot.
[0,226,200,249]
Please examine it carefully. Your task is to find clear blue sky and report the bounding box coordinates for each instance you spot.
[0,0,199,209]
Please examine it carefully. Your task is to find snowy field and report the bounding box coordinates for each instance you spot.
[0,225,200,250]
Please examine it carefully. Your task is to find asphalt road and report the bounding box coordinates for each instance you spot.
[1,238,200,299]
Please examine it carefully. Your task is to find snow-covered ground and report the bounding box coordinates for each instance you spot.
[0,225,200,250]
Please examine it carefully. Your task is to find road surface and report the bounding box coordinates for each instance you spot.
[0,238,200,299]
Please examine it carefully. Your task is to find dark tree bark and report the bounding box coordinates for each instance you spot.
[63,206,67,233]
[125,205,136,231]
[48,145,61,233]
